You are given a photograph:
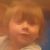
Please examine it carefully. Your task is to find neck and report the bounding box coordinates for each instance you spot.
[8,43,21,50]
[8,40,22,50]
[8,39,33,50]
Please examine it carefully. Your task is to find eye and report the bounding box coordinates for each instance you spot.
[27,17,38,26]
[13,14,24,24]
[15,20,23,24]
[28,19,36,26]
[14,17,24,24]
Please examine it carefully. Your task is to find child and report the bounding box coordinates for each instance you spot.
[0,0,45,50]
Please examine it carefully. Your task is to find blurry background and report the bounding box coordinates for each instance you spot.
[0,0,50,50]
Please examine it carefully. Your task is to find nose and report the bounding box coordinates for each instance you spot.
[22,21,29,28]
[21,21,29,31]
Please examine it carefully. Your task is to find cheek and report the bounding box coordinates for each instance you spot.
[8,22,22,34]
[29,25,40,33]
[29,25,40,37]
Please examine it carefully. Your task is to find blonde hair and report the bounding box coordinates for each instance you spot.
[0,0,46,45]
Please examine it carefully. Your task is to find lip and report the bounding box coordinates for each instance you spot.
[19,31,29,34]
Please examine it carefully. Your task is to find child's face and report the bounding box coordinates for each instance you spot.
[8,9,40,47]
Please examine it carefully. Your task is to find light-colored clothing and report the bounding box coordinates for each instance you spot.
[0,36,42,50]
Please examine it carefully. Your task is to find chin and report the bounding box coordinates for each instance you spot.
[19,39,33,46]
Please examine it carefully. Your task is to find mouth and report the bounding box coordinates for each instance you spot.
[17,31,33,38]
[16,31,32,38]
[19,31,31,35]
[20,32,30,35]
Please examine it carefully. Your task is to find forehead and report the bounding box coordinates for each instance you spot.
[9,6,39,24]
[9,4,40,13]
[6,5,43,23]
[10,7,36,19]
[9,5,39,18]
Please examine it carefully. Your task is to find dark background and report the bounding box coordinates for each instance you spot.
[43,9,50,50]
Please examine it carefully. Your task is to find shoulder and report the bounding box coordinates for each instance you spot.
[21,43,42,50]
[0,36,42,50]
[0,36,8,50]
[0,36,7,45]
